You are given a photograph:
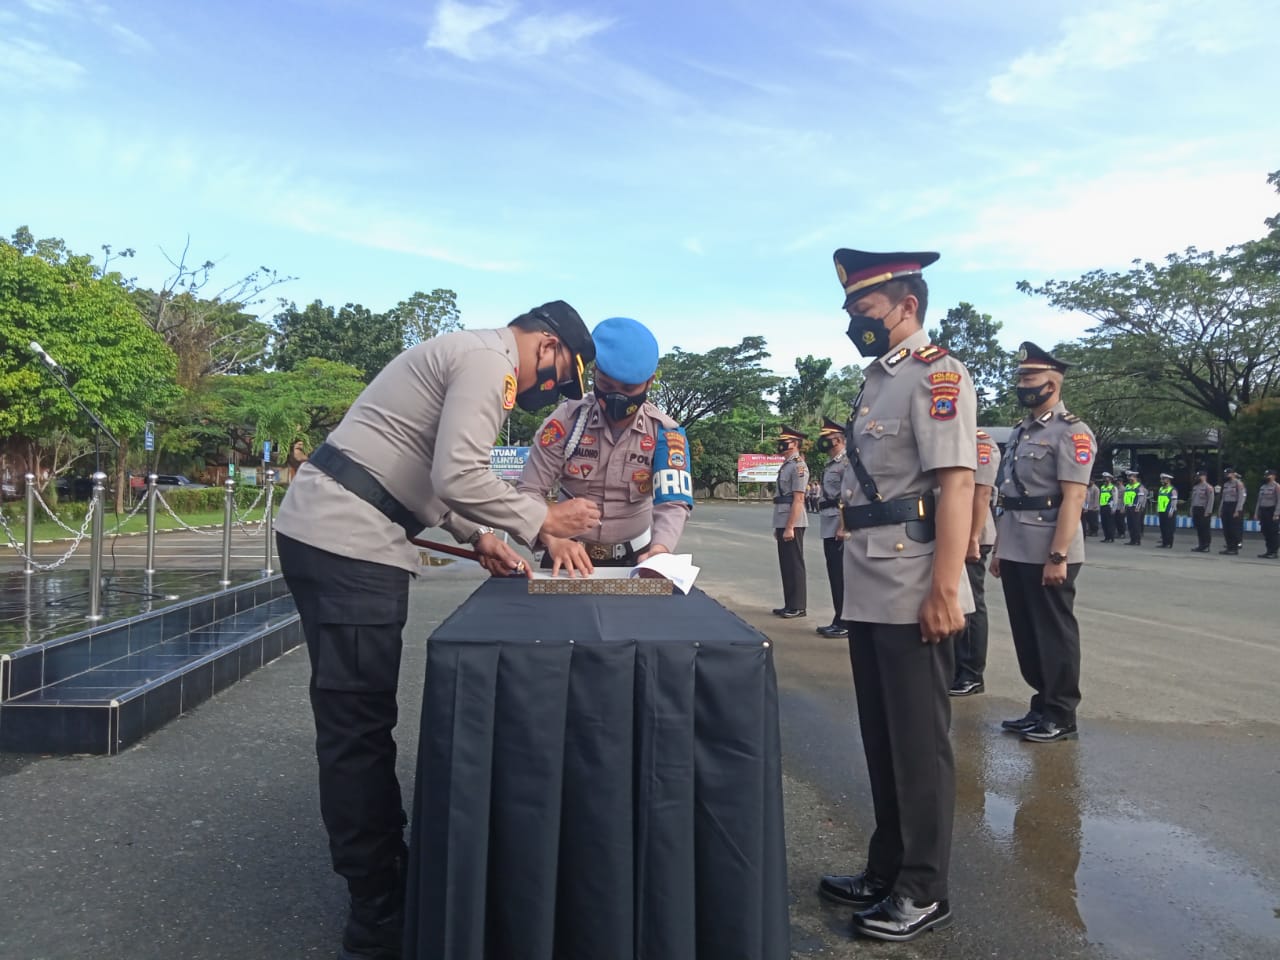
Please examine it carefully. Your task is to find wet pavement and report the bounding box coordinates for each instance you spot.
[0,504,1276,959]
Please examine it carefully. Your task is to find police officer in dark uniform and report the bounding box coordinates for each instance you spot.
[817,249,976,942]
[1254,468,1278,558]
[1219,466,1247,554]
[275,302,601,960]
[772,425,809,617]
[990,342,1095,743]
[816,416,849,638]
[1189,469,1215,551]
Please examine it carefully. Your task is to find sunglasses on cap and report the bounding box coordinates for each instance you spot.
[532,308,588,398]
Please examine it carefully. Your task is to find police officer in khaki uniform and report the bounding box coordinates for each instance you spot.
[1155,472,1178,548]
[1082,479,1100,538]
[773,425,809,617]
[275,301,602,960]
[1189,469,1215,551]
[1254,467,1278,558]
[816,249,975,943]
[951,430,1000,696]
[816,416,849,638]
[1219,466,1247,554]
[518,316,692,574]
[990,342,1095,744]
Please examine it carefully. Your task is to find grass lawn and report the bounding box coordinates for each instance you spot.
[13,504,280,544]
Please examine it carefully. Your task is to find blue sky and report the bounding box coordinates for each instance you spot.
[2,0,1277,376]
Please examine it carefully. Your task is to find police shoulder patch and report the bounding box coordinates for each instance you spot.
[502,374,516,411]
[912,344,949,364]
[539,419,566,448]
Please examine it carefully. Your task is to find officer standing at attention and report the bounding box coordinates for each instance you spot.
[1098,471,1118,542]
[1082,478,1101,538]
[518,316,693,574]
[275,301,602,960]
[772,425,809,618]
[1219,466,1247,554]
[1123,470,1147,545]
[817,248,975,942]
[1189,469,1215,552]
[1253,468,1278,559]
[990,342,1095,744]
[816,416,850,638]
[1155,473,1178,548]
[951,429,1000,697]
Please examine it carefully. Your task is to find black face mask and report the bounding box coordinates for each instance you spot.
[515,364,563,412]
[595,386,646,422]
[776,441,792,455]
[817,437,834,453]
[845,302,900,358]
[1016,383,1055,409]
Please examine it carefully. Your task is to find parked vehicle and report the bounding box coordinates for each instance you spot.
[155,474,208,489]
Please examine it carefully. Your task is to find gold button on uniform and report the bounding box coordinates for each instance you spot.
[895,543,904,551]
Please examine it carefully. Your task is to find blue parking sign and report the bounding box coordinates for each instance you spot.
[144,422,154,452]
[262,440,272,464]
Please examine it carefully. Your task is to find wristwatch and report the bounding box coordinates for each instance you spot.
[467,525,496,545]
[1048,550,1068,564]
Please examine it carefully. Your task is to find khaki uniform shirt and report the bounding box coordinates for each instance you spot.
[517,397,691,550]
[819,452,847,539]
[1257,480,1279,515]
[773,454,809,528]
[976,431,1001,547]
[1221,478,1246,514]
[840,330,977,624]
[1190,481,1215,512]
[994,401,1096,565]
[1084,483,1101,512]
[275,328,548,574]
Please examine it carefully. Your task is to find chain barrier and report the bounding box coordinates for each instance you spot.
[233,485,269,534]
[31,485,93,535]
[0,497,97,570]
[153,488,219,535]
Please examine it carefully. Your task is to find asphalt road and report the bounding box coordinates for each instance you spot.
[1,503,1276,959]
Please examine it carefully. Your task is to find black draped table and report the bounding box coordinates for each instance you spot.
[404,578,790,960]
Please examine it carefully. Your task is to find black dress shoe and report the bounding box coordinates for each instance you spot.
[819,871,891,909]
[1219,548,1238,555]
[778,608,806,618]
[340,886,405,960]
[1258,553,1278,559]
[1000,711,1041,732]
[948,679,984,697]
[1022,719,1078,743]
[817,623,849,637]
[852,893,953,942]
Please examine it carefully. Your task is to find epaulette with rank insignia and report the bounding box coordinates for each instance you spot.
[976,430,991,439]
[912,344,948,364]
[1060,412,1080,423]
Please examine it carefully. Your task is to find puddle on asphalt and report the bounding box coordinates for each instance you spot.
[964,743,1279,956]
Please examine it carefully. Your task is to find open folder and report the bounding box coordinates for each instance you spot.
[530,553,700,594]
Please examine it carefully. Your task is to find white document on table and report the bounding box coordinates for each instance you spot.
[529,554,700,594]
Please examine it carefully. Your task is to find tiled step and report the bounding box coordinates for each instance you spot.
[0,576,301,755]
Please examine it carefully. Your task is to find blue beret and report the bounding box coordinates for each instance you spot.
[592,317,659,385]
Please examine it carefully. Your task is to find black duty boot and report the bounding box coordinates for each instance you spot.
[340,849,407,960]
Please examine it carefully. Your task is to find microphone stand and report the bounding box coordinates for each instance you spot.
[34,355,163,608]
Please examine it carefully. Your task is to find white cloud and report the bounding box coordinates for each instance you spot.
[682,237,704,255]
[0,38,85,90]
[15,0,152,55]
[426,0,611,61]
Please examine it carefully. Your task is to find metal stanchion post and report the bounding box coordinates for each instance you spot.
[263,469,276,576]
[144,474,158,574]
[23,472,36,575]
[88,471,107,620]
[220,477,235,586]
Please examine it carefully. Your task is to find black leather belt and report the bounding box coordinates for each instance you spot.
[999,495,1058,511]
[819,498,839,510]
[307,442,421,536]
[842,494,934,530]
[772,494,795,504]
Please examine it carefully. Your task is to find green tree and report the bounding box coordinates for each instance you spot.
[649,336,779,428]
[777,355,832,423]
[1,229,180,506]
[275,300,405,381]
[686,412,765,492]
[929,302,1014,421]
[390,289,462,347]
[1226,397,1280,477]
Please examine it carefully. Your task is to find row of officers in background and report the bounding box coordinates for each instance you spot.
[1085,467,1280,557]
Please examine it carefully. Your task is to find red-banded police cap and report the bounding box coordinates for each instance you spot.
[833,248,940,308]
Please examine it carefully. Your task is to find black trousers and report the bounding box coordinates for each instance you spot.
[1192,506,1211,549]
[1221,506,1242,548]
[277,533,411,898]
[775,527,806,610]
[954,546,991,684]
[1099,505,1116,541]
[1000,560,1082,726]
[847,623,954,902]
[1158,513,1175,546]
[1262,506,1279,554]
[1082,510,1099,537]
[1126,509,1143,543]
[823,536,844,624]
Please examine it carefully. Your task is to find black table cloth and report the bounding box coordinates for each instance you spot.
[404,579,790,960]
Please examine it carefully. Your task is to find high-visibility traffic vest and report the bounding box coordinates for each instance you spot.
[1123,483,1138,506]
[1099,483,1114,507]
[1157,485,1173,513]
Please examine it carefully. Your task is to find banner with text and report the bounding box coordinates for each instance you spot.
[737,454,786,483]
[490,446,531,482]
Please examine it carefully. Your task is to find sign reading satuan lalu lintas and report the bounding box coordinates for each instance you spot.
[490,446,531,482]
